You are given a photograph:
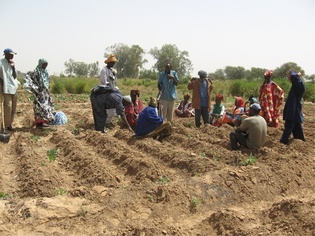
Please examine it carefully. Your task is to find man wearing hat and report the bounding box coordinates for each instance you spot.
[0,48,19,131]
[229,103,267,150]
[100,54,119,128]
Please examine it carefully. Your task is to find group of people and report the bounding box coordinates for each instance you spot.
[0,48,67,134]
[0,48,306,149]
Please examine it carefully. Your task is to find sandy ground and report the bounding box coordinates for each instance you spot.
[0,91,314,236]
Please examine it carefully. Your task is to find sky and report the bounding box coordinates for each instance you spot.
[1,0,314,76]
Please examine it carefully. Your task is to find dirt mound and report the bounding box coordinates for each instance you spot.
[0,92,314,235]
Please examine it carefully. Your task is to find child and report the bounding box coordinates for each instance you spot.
[209,94,225,126]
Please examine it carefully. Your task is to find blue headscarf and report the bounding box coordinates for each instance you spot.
[198,70,207,78]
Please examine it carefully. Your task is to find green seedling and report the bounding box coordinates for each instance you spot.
[190,198,199,208]
[31,135,40,141]
[157,176,170,184]
[0,192,12,200]
[239,153,257,166]
[56,189,67,196]
[47,148,59,162]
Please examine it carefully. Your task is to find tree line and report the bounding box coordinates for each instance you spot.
[63,43,314,81]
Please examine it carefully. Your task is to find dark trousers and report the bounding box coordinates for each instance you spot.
[90,94,107,132]
[280,120,305,144]
[230,131,248,150]
[195,106,209,128]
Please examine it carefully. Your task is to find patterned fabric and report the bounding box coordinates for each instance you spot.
[259,81,284,128]
[49,111,68,125]
[24,61,55,123]
[36,59,50,90]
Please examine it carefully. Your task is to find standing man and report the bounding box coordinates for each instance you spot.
[100,54,119,128]
[230,103,267,150]
[188,70,213,128]
[157,63,179,122]
[280,70,306,144]
[0,48,19,131]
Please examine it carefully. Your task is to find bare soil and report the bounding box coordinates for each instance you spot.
[0,91,314,236]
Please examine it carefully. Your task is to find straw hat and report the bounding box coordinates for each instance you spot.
[105,54,118,64]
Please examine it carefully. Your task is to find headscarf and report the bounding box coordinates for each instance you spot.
[198,70,207,78]
[184,94,190,100]
[264,70,273,77]
[148,97,157,107]
[290,70,300,82]
[215,94,224,101]
[235,97,245,108]
[36,58,50,89]
[130,89,140,97]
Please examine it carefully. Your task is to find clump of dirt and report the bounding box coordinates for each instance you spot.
[0,91,314,235]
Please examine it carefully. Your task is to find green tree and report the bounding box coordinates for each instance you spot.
[88,61,100,78]
[273,62,304,78]
[64,59,76,76]
[74,62,89,77]
[105,43,147,78]
[149,44,193,78]
[210,69,225,80]
[225,66,246,79]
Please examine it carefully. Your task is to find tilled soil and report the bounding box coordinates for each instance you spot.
[0,91,314,236]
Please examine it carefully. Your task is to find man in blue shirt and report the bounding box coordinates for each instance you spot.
[157,63,179,122]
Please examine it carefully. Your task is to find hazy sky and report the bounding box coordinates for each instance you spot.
[1,0,314,76]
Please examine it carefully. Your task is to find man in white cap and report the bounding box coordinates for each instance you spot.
[0,48,19,131]
[229,103,267,150]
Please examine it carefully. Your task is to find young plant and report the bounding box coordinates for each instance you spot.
[0,192,12,200]
[239,153,257,166]
[31,135,40,141]
[157,176,170,184]
[55,189,67,196]
[47,148,59,162]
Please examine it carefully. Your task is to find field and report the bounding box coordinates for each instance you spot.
[0,90,314,236]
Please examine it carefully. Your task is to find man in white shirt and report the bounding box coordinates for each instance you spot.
[0,48,19,131]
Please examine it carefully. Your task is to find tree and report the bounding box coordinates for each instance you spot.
[64,59,76,77]
[88,61,100,78]
[209,69,225,80]
[225,66,246,79]
[273,62,304,78]
[149,44,193,78]
[74,62,89,77]
[105,43,147,78]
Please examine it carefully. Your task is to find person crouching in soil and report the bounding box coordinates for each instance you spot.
[229,103,267,150]
[135,97,172,142]
[90,85,133,133]
[175,94,194,118]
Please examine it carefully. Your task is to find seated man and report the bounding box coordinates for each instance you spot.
[209,94,225,126]
[222,96,245,127]
[90,85,133,133]
[175,94,194,118]
[136,97,172,142]
[229,103,267,150]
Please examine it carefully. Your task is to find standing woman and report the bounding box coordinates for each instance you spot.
[259,70,284,128]
[24,59,55,128]
[280,70,306,144]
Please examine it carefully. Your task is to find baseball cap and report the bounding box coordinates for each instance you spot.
[3,48,17,55]
[250,103,261,111]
